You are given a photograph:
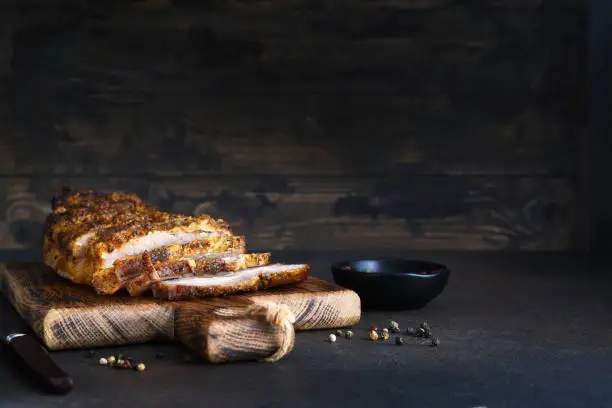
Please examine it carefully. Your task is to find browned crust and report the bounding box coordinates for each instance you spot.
[44,187,234,256]
[42,187,243,293]
[151,264,310,300]
[124,252,272,296]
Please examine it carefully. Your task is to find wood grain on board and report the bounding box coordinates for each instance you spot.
[0,262,361,362]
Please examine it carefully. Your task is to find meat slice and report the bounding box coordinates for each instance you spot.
[152,264,310,300]
[113,238,247,282]
[124,252,272,296]
[43,187,244,293]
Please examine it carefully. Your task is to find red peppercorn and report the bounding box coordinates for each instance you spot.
[370,325,378,331]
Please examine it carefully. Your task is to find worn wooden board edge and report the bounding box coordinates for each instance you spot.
[0,263,175,350]
[175,302,295,363]
[238,277,361,330]
[0,262,361,351]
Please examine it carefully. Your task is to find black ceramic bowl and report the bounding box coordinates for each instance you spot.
[331,258,450,310]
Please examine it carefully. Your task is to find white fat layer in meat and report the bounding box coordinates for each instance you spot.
[100,230,214,268]
[72,231,96,255]
[159,264,306,287]
[56,268,76,282]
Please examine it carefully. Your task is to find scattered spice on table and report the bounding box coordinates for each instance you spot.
[395,337,405,346]
[430,338,441,347]
[99,357,108,366]
[369,330,379,341]
[380,331,390,341]
[136,363,146,372]
[107,355,116,366]
[328,333,337,343]
[335,329,343,337]
[388,321,400,333]
[344,330,354,340]
[86,350,95,359]
[155,352,164,360]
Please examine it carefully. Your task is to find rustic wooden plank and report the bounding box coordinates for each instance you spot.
[0,176,574,251]
[0,263,360,362]
[0,5,585,177]
[5,8,585,95]
[0,0,587,11]
[1,92,582,177]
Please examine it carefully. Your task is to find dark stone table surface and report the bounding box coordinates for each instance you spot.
[1,250,611,408]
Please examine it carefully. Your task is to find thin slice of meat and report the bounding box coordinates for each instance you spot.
[152,264,310,300]
[124,252,272,296]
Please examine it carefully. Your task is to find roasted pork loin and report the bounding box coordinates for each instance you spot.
[43,188,309,297]
[43,188,246,294]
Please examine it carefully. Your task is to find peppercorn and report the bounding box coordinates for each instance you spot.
[107,356,116,365]
[395,337,405,346]
[334,329,343,337]
[155,353,164,360]
[416,327,427,338]
[420,322,432,337]
[136,363,146,372]
[117,359,125,366]
[382,328,389,334]
[328,333,337,343]
[99,357,108,366]
[86,350,95,359]
[124,360,132,369]
[388,320,400,331]
[430,337,440,347]
[369,330,379,341]
[344,330,354,339]
[370,325,378,331]
[406,327,417,336]
[380,331,389,341]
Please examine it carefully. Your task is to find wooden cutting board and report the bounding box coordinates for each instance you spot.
[0,262,361,363]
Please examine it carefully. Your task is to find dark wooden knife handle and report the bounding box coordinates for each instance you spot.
[4,333,74,394]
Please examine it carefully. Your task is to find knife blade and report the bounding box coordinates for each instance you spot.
[2,331,74,394]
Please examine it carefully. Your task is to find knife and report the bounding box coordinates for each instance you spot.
[2,331,74,394]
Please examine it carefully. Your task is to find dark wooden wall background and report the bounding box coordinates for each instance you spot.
[0,0,587,252]
[589,0,612,253]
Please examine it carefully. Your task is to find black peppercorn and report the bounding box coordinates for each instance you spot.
[395,337,405,346]
[86,350,95,359]
[155,353,164,360]
[430,338,440,347]
[416,327,427,337]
